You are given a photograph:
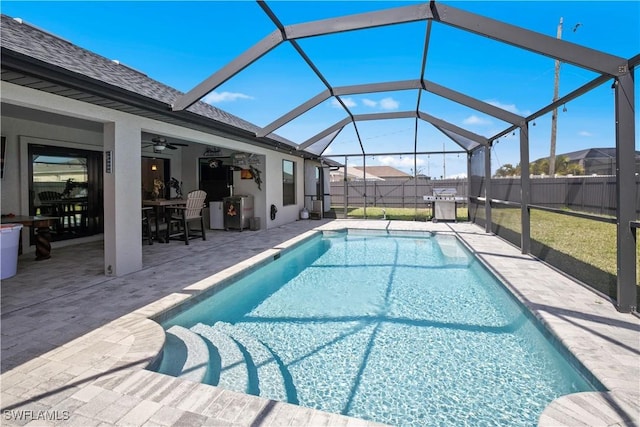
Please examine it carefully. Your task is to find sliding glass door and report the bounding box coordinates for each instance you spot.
[29,145,103,242]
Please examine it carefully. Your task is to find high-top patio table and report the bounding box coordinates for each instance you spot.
[142,199,187,242]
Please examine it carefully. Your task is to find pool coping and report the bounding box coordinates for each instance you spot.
[126,223,640,426]
[1,220,637,426]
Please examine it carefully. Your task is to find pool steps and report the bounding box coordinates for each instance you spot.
[188,322,289,402]
[160,326,209,383]
[212,322,289,402]
[191,322,249,393]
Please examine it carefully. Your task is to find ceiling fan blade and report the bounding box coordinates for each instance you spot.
[170,142,189,146]
[165,144,179,150]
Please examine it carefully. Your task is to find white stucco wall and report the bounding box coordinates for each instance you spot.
[2,81,312,275]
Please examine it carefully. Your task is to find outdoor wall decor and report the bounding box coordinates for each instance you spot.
[249,165,262,190]
[232,152,261,168]
[169,177,183,199]
[240,169,253,179]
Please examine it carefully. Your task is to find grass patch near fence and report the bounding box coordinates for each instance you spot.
[491,208,620,277]
[336,206,469,222]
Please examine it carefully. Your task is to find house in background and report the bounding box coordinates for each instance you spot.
[0,15,328,276]
[329,165,413,182]
[352,166,412,180]
[533,148,640,176]
[559,148,640,175]
[329,166,384,182]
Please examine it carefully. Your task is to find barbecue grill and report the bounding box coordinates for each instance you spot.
[423,188,465,221]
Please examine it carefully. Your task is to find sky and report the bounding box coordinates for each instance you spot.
[2,1,639,178]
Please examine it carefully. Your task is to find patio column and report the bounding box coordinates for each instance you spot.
[519,122,531,254]
[103,121,142,276]
[484,145,492,233]
[343,156,348,218]
[614,71,637,313]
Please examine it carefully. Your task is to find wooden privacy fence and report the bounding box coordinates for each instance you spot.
[330,175,640,216]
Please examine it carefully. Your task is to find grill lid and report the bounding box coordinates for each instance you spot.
[433,187,458,199]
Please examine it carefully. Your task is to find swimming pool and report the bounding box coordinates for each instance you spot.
[154,230,601,426]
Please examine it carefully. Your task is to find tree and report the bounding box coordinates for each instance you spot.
[494,163,518,177]
[493,155,585,177]
[530,158,549,175]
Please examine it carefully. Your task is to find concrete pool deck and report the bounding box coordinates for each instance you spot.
[1,219,638,426]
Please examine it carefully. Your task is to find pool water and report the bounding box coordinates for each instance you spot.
[156,231,599,426]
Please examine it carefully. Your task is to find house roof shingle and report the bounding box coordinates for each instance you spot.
[0,15,298,148]
[352,166,412,178]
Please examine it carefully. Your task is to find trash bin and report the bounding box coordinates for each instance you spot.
[1,224,23,279]
[249,217,261,231]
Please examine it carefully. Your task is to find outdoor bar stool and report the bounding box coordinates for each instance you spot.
[165,190,207,245]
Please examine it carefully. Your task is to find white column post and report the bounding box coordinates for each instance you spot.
[103,121,142,276]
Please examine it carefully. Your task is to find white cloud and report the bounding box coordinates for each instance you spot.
[203,91,253,104]
[463,115,491,126]
[378,156,425,168]
[486,100,530,116]
[332,97,357,108]
[362,98,377,107]
[578,130,593,137]
[379,97,400,110]
[361,97,399,110]
[446,172,468,179]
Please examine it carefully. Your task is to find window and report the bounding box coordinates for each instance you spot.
[29,144,103,242]
[282,159,296,206]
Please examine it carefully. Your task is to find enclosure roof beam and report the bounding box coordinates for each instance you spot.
[299,117,352,150]
[260,77,522,138]
[257,89,331,137]
[284,3,432,39]
[353,111,416,121]
[430,2,627,76]
[334,80,422,96]
[315,128,344,156]
[418,111,488,147]
[174,0,625,117]
[172,29,284,111]
[489,73,611,142]
[323,150,466,158]
[173,2,432,112]
[259,81,420,137]
[422,80,523,124]
[300,109,488,152]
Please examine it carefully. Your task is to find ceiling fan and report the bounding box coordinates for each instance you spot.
[142,136,188,151]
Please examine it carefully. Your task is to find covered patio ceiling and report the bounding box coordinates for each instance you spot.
[171,0,635,168]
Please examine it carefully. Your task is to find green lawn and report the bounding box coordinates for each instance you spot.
[336,206,469,222]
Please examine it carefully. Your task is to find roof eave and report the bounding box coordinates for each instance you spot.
[1,47,314,158]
